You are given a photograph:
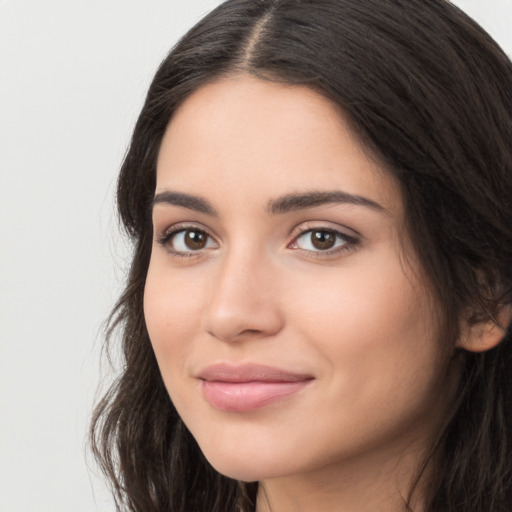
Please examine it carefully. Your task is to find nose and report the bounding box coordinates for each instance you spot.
[201,248,284,343]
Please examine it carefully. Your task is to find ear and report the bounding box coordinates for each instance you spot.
[456,304,511,353]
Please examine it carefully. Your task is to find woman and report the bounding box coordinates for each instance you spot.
[91,1,512,511]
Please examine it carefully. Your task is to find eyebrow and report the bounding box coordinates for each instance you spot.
[152,191,218,215]
[152,190,386,216]
[267,190,386,215]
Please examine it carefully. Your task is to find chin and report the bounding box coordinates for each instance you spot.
[204,454,273,482]
[200,445,293,482]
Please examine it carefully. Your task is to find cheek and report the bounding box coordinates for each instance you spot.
[285,253,442,400]
[289,255,427,345]
[143,263,205,377]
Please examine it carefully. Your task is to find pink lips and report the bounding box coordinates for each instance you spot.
[198,363,313,412]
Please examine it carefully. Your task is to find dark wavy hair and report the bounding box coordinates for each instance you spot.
[90,1,512,511]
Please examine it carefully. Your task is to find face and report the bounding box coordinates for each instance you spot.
[144,75,455,485]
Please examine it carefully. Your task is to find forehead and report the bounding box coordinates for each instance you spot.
[156,74,401,216]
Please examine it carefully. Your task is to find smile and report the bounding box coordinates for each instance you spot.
[198,363,314,413]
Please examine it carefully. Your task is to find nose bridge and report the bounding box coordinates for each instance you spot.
[202,241,283,342]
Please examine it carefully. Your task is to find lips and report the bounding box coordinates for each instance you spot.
[197,363,313,412]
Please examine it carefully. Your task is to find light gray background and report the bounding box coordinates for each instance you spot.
[0,1,510,511]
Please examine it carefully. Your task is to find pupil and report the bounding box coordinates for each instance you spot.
[312,230,335,250]
[185,230,207,250]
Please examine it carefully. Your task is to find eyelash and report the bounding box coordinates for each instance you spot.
[156,223,212,259]
[290,225,359,259]
[156,223,359,260]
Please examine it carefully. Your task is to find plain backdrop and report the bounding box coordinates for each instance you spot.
[0,1,510,511]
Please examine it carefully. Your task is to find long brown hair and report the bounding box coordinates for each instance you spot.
[91,1,512,510]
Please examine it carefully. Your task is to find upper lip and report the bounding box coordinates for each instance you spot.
[197,363,314,383]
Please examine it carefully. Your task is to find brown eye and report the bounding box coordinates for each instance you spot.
[184,230,208,250]
[310,230,336,250]
[165,228,217,253]
[293,228,355,254]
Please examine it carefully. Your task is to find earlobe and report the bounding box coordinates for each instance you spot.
[456,304,511,353]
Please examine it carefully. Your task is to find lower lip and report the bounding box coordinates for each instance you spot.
[201,380,311,412]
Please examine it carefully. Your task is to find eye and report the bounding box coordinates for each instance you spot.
[160,227,217,254]
[291,228,357,254]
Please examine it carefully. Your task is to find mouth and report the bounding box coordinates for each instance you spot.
[197,363,314,413]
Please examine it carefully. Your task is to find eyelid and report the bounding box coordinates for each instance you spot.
[156,222,219,255]
[158,221,215,238]
[288,220,359,240]
[155,220,360,259]
[287,222,360,257]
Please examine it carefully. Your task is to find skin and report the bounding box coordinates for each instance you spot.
[144,75,460,511]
